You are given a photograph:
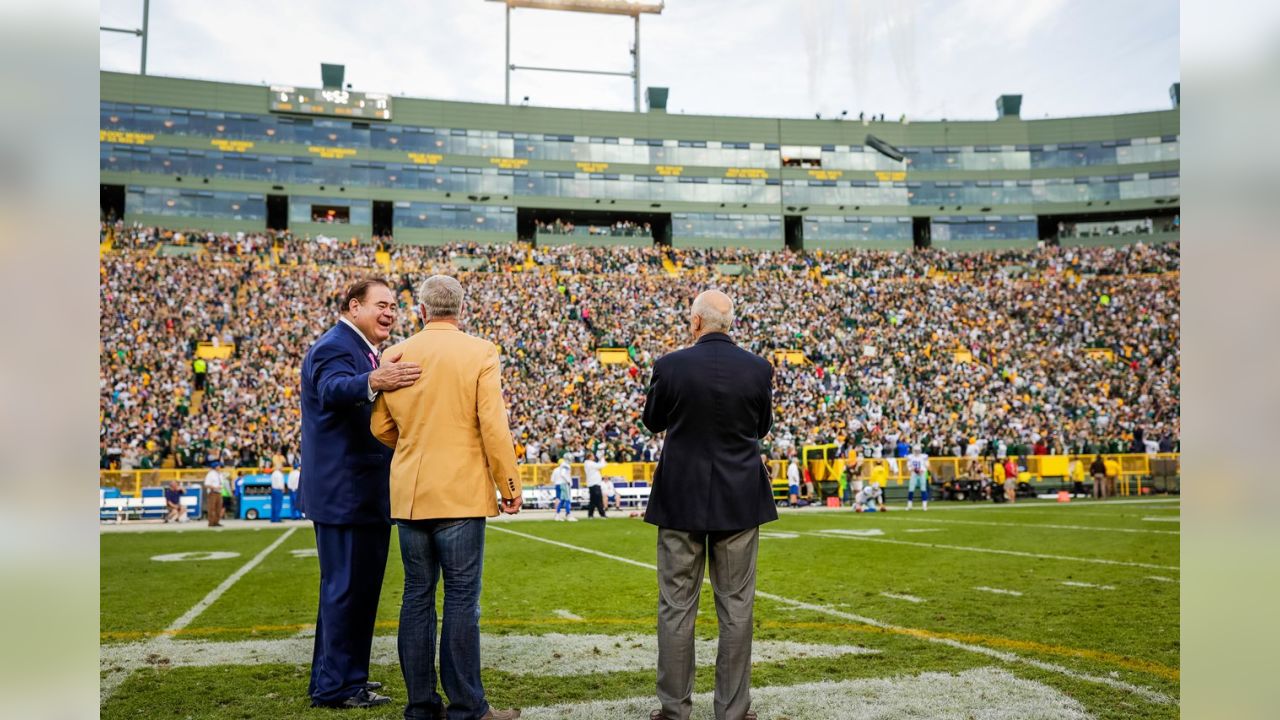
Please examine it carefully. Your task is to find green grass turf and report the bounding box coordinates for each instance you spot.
[100,498,1180,718]
[100,527,293,637]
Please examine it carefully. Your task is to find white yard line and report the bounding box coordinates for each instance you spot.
[821,528,885,537]
[879,592,926,603]
[100,526,298,703]
[1061,581,1115,590]
[521,669,1093,720]
[552,609,584,621]
[867,516,1178,535]
[975,586,1024,597]
[1146,576,1177,583]
[164,526,299,634]
[100,632,877,677]
[805,531,1179,571]
[1142,516,1181,522]
[487,526,1173,705]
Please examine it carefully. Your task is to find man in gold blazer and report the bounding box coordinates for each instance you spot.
[371,274,523,720]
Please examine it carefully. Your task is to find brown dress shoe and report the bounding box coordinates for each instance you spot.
[480,709,521,719]
[649,712,669,720]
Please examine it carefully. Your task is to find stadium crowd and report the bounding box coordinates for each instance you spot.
[534,218,654,238]
[100,223,1180,471]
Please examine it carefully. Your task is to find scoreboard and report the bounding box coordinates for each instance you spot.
[269,86,392,120]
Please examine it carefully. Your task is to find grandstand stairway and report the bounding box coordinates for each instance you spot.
[661,254,681,277]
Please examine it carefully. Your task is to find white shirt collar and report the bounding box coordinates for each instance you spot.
[339,316,380,356]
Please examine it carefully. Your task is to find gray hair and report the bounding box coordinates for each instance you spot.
[417,275,464,319]
[691,290,734,333]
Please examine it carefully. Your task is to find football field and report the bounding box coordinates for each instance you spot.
[100,498,1180,719]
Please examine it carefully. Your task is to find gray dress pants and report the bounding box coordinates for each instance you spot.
[656,526,759,720]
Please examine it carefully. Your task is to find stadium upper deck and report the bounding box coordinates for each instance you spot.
[100,71,1179,250]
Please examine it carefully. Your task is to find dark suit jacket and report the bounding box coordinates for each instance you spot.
[300,322,393,525]
[642,332,778,532]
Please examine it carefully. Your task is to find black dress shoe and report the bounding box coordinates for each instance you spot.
[364,681,382,691]
[311,688,392,709]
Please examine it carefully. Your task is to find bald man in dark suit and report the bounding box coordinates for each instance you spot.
[642,290,776,720]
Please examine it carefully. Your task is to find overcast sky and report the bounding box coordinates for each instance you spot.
[100,0,1178,121]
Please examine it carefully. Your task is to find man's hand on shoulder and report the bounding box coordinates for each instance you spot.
[499,495,522,515]
[370,350,422,392]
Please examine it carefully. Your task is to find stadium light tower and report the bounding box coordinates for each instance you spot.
[100,0,150,75]
[487,0,665,112]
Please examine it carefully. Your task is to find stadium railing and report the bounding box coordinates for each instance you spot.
[99,453,1178,499]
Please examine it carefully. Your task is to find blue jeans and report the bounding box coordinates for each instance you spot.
[397,518,489,720]
[270,489,283,522]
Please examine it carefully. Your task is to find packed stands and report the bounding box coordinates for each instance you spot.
[99,223,1179,471]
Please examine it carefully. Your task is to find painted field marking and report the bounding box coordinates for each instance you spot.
[289,548,318,558]
[820,528,885,537]
[903,528,944,533]
[151,551,241,562]
[1146,576,1177,583]
[521,668,1092,720]
[1142,517,1180,523]
[1061,581,1115,590]
[880,592,925,603]
[163,526,298,634]
[975,586,1023,597]
[869,516,1178,535]
[101,526,298,703]
[100,632,877,677]
[759,531,799,539]
[99,613,1176,684]
[487,526,1173,704]
[802,531,1180,571]
[552,609,584,621]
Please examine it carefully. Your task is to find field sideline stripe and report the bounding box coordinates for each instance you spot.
[803,531,1179,571]
[487,525,1173,703]
[861,516,1179,535]
[97,615,1177,681]
[163,526,299,633]
[101,526,298,703]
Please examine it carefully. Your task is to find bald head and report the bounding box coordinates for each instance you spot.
[690,290,734,339]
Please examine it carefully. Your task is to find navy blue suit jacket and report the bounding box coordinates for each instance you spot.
[642,333,778,532]
[300,322,393,525]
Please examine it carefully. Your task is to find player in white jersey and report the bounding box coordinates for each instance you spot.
[854,483,884,513]
[550,457,577,522]
[906,444,930,511]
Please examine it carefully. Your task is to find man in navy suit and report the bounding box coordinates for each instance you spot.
[642,290,776,720]
[301,277,421,709]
